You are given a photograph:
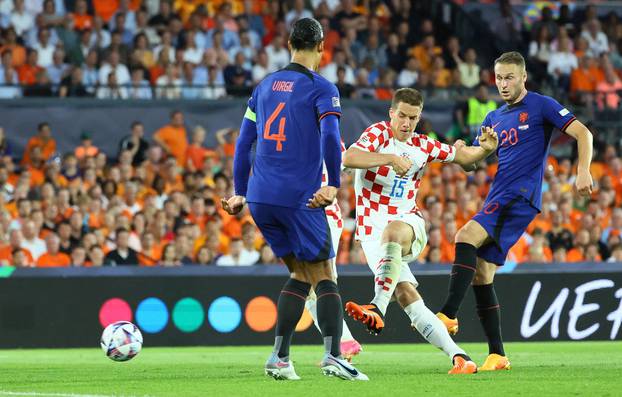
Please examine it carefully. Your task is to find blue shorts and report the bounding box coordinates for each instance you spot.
[248,202,334,262]
[472,194,538,266]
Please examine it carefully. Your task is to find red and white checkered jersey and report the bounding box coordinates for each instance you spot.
[321,140,346,228]
[352,121,455,241]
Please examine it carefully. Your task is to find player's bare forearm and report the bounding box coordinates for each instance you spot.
[343,147,396,169]
[565,120,593,173]
[453,146,491,167]
[564,120,594,196]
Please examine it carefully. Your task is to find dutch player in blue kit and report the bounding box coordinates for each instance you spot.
[221,18,368,381]
[437,52,594,371]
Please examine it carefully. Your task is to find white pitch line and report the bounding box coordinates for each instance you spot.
[0,391,138,397]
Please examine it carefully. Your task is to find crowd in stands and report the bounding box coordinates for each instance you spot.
[0,0,620,267]
[0,0,616,103]
[0,107,621,267]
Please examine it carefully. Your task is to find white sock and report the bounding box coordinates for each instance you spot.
[405,299,465,360]
[370,242,402,315]
[306,290,355,342]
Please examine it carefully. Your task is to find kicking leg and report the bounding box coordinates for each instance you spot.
[345,221,412,334]
[395,282,477,374]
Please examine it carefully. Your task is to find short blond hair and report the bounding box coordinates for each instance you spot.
[494,51,526,71]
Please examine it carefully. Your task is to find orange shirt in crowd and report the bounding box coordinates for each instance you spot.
[36,252,71,267]
[186,144,218,170]
[17,63,43,85]
[75,145,99,160]
[72,13,93,30]
[21,136,56,165]
[0,246,33,266]
[222,142,235,157]
[93,0,119,22]
[0,44,26,67]
[138,246,162,266]
[566,248,584,262]
[154,125,188,166]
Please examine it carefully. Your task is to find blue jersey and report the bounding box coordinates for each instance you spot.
[244,63,342,209]
[478,91,576,210]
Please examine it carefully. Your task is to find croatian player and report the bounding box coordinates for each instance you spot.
[222,18,368,381]
[344,88,498,374]
[437,52,594,371]
[305,141,363,363]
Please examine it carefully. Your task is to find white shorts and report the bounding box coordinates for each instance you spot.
[360,213,428,288]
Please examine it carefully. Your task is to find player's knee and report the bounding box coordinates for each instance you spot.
[307,260,334,286]
[382,222,413,249]
[473,266,495,285]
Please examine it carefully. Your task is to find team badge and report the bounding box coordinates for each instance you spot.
[519,112,528,123]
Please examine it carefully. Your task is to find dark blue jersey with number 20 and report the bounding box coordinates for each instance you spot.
[476,91,576,211]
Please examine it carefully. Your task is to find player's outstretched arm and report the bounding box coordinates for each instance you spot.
[564,120,594,196]
[223,109,257,215]
[343,147,412,176]
[452,126,498,169]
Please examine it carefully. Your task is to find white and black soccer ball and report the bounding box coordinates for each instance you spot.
[100,321,143,362]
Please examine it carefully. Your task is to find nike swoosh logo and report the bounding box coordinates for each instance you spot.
[276,362,290,368]
[492,122,501,129]
[332,358,359,376]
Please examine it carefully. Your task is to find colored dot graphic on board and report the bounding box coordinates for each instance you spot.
[172,297,205,333]
[99,298,132,328]
[208,296,241,333]
[136,297,169,333]
[245,296,277,332]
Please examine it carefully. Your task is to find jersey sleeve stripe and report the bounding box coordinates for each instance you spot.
[244,107,256,122]
[318,111,341,121]
[560,116,577,132]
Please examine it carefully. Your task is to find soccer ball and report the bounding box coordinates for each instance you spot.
[100,321,143,362]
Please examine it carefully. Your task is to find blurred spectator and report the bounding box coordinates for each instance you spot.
[22,122,56,166]
[457,48,480,89]
[285,0,312,30]
[581,18,609,57]
[265,34,289,72]
[335,66,355,98]
[71,0,93,31]
[0,229,33,266]
[127,68,153,99]
[455,83,497,140]
[104,228,139,266]
[98,51,130,86]
[321,49,355,85]
[36,232,71,267]
[155,64,182,99]
[74,132,99,160]
[17,48,42,85]
[96,71,128,99]
[595,61,622,110]
[153,110,188,166]
[216,237,255,266]
[548,35,577,91]
[10,0,33,36]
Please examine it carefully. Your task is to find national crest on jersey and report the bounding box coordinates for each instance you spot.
[352,121,455,240]
[477,91,576,210]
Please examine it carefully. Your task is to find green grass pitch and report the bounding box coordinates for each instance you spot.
[0,342,620,397]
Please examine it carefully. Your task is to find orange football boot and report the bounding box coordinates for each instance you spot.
[345,302,384,335]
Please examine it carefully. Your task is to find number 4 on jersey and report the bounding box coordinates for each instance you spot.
[264,102,287,151]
